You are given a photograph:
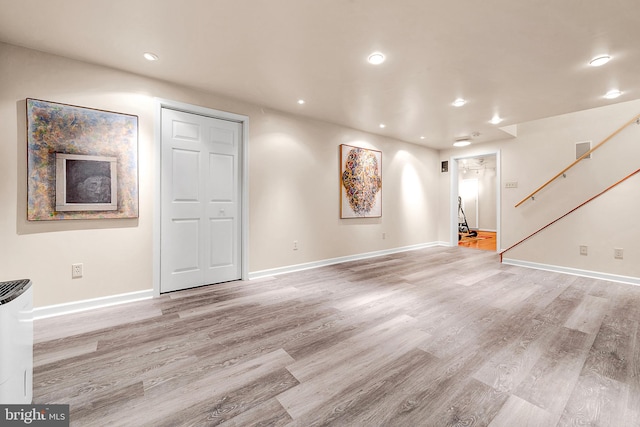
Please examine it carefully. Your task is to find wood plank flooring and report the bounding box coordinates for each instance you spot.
[458,230,497,251]
[33,246,640,426]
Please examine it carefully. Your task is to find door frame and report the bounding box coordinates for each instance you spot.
[449,150,501,252]
[153,98,249,297]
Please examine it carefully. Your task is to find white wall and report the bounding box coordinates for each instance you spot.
[477,166,497,231]
[0,42,440,308]
[440,99,640,280]
[457,159,497,231]
[250,113,440,271]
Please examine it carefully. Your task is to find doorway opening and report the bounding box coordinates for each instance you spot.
[450,151,500,252]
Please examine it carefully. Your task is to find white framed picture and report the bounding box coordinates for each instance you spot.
[55,153,118,212]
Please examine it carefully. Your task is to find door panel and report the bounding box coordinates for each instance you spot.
[209,218,234,267]
[172,218,200,273]
[172,149,200,201]
[161,108,241,293]
[210,126,235,146]
[173,120,200,140]
[209,154,234,201]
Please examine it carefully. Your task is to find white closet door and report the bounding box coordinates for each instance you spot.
[161,108,241,293]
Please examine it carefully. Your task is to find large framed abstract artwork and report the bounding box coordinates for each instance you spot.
[26,99,138,220]
[340,144,382,218]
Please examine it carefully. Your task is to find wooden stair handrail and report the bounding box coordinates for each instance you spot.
[515,113,640,207]
[501,168,640,261]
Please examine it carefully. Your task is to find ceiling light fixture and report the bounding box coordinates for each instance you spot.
[589,55,611,67]
[420,136,425,140]
[604,89,622,99]
[297,99,305,105]
[379,123,386,128]
[143,52,159,61]
[453,137,471,147]
[452,98,466,107]
[367,52,385,65]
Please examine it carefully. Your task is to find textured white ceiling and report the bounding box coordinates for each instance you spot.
[1,0,639,149]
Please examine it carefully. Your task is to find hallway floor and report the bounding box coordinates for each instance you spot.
[459,230,497,251]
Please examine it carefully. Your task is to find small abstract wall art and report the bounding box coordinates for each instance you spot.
[26,99,138,220]
[55,153,118,212]
[340,144,382,218]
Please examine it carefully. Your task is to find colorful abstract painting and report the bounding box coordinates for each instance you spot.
[26,99,138,220]
[340,144,382,218]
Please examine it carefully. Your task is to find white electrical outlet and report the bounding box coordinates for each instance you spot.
[579,245,588,256]
[293,240,298,251]
[382,232,386,240]
[72,263,83,278]
[614,248,624,260]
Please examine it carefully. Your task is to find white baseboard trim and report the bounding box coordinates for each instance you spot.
[33,289,154,320]
[249,241,447,280]
[502,258,640,287]
[34,243,451,318]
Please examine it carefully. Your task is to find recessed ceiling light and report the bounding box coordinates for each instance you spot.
[604,89,622,99]
[589,55,611,67]
[420,136,425,140]
[368,52,385,65]
[452,98,466,107]
[297,99,305,105]
[379,123,386,128]
[489,115,503,124]
[143,52,159,61]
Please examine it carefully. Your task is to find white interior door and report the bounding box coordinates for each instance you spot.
[161,108,242,293]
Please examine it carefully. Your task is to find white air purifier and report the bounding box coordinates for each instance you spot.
[0,279,33,404]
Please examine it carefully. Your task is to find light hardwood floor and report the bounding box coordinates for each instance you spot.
[33,246,640,426]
